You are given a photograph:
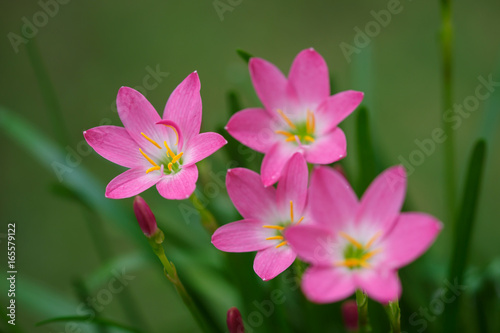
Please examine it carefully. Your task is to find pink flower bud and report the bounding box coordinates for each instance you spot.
[341,300,358,332]
[133,196,158,237]
[227,307,244,333]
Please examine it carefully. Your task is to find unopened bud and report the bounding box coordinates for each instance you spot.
[227,307,245,333]
[342,300,358,332]
[133,196,158,237]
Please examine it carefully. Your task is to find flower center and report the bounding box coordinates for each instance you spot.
[261,200,304,249]
[336,231,382,270]
[275,109,316,145]
[139,125,183,175]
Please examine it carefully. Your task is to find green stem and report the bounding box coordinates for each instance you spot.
[440,0,456,220]
[189,193,218,234]
[147,231,217,333]
[355,290,371,333]
[384,300,401,333]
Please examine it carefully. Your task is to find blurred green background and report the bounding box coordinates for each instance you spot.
[1,0,499,332]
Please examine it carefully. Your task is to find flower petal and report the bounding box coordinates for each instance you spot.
[105,168,161,199]
[357,166,407,233]
[183,132,227,167]
[253,245,296,281]
[285,225,336,266]
[156,165,198,200]
[305,128,347,164]
[261,142,296,187]
[226,168,277,220]
[355,269,401,304]
[276,153,308,217]
[211,219,273,253]
[226,108,277,153]
[249,58,290,113]
[302,266,356,303]
[163,72,202,142]
[316,90,364,134]
[84,126,143,168]
[288,48,330,106]
[309,166,358,229]
[383,213,442,268]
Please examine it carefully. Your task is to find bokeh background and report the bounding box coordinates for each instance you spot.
[1,0,499,332]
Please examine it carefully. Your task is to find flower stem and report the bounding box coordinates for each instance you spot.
[355,290,371,333]
[384,300,401,333]
[440,0,456,219]
[147,231,217,333]
[189,193,218,234]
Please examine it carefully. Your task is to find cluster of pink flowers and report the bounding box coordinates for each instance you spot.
[85,48,441,305]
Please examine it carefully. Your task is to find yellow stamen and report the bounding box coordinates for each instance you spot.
[277,109,296,129]
[171,152,183,164]
[146,166,160,174]
[141,132,162,149]
[290,200,294,223]
[285,136,297,142]
[275,130,295,137]
[304,135,315,142]
[160,124,180,145]
[296,216,304,225]
[361,248,382,261]
[365,232,382,248]
[266,236,284,240]
[275,240,288,248]
[167,163,173,171]
[262,225,285,230]
[163,141,175,158]
[307,110,315,133]
[339,232,364,249]
[338,258,361,268]
[139,148,158,167]
[360,261,371,268]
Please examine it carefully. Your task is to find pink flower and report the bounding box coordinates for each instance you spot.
[226,48,363,186]
[211,153,309,280]
[84,72,227,199]
[285,166,442,304]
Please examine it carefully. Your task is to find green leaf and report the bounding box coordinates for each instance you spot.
[236,49,253,64]
[443,139,487,332]
[355,106,377,195]
[36,315,141,332]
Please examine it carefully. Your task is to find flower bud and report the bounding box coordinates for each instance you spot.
[341,300,358,332]
[227,307,245,333]
[133,196,158,237]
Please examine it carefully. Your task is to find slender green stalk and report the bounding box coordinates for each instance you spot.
[440,0,456,219]
[384,300,401,333]
[355,290,371,332]
[147,230,218,333]
[189,193,218,234]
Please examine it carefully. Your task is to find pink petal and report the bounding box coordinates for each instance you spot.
[84,126,143,168]
[355,269,401,304]
[226,108,277,153]
[309,166,358,229]
[156,165,198,200]
[261,142,296,187]
[183,132,227,167]
[276,153,308,218]
[163,72,202,142]
[305,128,347,164]
[211,219,273,253]
[285,225,336,266]
[116,87,167,147]
[155,119,185,150]
[288,48,330,106]
[105,168,161,199]
[383,213,442,268]
[316,91,364,134]
[226,168,277,220]
[302,266,356,303]
[357,166,407,232]
[249,58,291,113]
[253,245,296,281]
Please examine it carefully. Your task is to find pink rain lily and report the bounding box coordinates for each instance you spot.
[84,72,227,200]
[226,48,364,186]
[212,153,309,280]
[285,166,442,304]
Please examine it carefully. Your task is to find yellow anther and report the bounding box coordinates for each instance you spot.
[339,232,364,250]
[360,261,371,268]
[141,132,162,149]
[285,136,297,142]
[275,241,288,248]
[139,148,159,167]
[167,163,173,171]
[163,141,175,158]
[171,152,183,164]
[337,258,361,268]
[296,216,304,225]
[365,232,382,249]
[266,236,284,241]
[146,166,161,174]
[304,135,315,143]
[161,124,180,145]
[262,225,285,230]
[361,249,382,261]
[289,201,294,223]
[306,110,316,134]
[275,130,295,137]
[277,109,296,129]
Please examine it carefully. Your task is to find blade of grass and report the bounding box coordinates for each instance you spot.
[355,106,378,195]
